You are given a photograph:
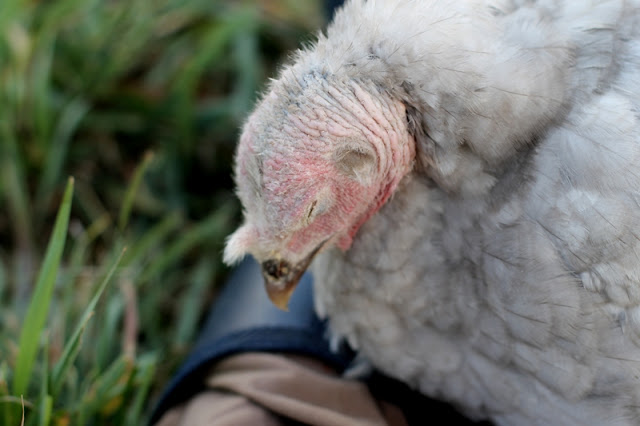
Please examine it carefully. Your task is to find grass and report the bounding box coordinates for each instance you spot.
[0,0,323,424]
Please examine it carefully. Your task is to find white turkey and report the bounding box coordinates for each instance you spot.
[223,1,640,424]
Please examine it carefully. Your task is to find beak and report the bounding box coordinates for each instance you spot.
[261,243,324,311]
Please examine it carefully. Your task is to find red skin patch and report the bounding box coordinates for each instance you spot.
[283,153,406,253]
[234,79,415,261]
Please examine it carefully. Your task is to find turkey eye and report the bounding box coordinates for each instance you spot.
[307,200,318,221]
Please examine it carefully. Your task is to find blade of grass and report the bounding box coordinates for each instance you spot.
[171,9,254,151]
[36,396,51,426]
[120,211,182,269]
[68,212,111,275]
[0,257,6,303]
[29,36,55,148]
[0,362,12,426]
[124,353,157,426]
[173,259,215,347]
[3,22,30,110]
[35,97,89,212]
[230,23,260,118]
[86,356,131,415]
[12,177,74,397]
[0,119,33,249]
[74,181,110,224]
[73,366,101,425]
[94,296,124,371]
[34,339,51,426]
[50,248,126,396]
[118,151,154,231]
[137,201,233,285]
[0,0,21,30]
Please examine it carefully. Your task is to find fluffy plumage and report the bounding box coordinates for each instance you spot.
[224,1,640,424]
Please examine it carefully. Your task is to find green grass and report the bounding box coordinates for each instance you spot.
[0,0,322,424]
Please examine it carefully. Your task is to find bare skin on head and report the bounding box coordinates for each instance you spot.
[224,74,415,309]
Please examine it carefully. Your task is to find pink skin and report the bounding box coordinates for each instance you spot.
[227,78,415,274]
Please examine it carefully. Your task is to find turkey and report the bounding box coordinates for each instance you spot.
[223,0,640,424]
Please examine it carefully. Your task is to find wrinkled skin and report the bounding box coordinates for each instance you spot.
[225,75,415,308]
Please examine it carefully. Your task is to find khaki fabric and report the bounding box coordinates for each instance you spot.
[156,353,408,426]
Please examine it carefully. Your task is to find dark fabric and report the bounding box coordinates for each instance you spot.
[155,353,406,426]
[149,257,355,425]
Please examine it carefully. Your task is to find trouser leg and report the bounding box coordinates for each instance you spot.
[155,353,407,426]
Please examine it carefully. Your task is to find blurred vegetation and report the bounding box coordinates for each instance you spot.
[0,0,323,424]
